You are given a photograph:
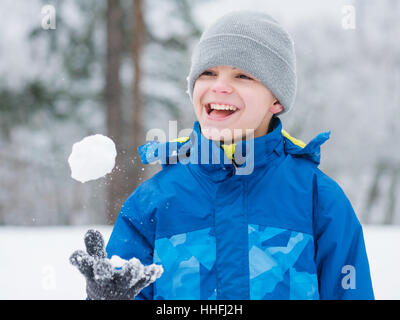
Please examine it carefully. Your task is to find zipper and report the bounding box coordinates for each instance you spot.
[232,159,238,174]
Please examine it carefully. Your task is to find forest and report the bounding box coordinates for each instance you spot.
[0,0,398,226]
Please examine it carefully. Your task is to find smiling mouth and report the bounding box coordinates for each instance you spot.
[204,103,239,120]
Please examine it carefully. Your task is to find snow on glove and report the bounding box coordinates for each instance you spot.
[69,229,163,300]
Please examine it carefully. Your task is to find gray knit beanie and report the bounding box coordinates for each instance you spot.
[186,10,297,116]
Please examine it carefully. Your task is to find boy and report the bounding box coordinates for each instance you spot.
[71,10,374,300]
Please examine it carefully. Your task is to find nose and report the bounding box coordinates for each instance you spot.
[211,77,233,94]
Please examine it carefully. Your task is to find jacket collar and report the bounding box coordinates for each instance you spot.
[185,117,285,181]
[137,117,330,182]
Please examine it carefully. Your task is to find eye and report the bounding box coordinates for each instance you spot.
[237,74,253,80]
[200,70,215,77]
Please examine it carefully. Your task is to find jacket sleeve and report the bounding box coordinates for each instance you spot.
[313,170,374,300]
[105,183,156,300]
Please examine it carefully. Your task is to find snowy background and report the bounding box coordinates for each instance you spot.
[1,225,399,300]
[0,0,399,299]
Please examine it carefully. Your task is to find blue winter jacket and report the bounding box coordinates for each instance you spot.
[106,117,374,300]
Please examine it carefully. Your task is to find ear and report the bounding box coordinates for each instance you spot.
[269,100,283,115]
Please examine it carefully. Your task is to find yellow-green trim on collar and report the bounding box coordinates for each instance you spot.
[170,136,190,143]
[221,143,236,160]
[281,129,306,148]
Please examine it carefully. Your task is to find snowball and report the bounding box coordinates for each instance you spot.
[109,255,128,269]
[148,264,164,282]
[68,134,117,183]
[109,255,163,285]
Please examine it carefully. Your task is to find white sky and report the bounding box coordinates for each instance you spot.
[194,0,355,28]
[0,0,356,88]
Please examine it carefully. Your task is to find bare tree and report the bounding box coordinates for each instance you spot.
[130,0,145,183]
[105,0,124,223]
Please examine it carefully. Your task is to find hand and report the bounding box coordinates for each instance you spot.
[69,229,163,300]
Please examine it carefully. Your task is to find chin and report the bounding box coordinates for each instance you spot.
[201,126,234,143]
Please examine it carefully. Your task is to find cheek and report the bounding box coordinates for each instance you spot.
[193,81,211,120]
[241,94,269,123]
[192,81,207,104]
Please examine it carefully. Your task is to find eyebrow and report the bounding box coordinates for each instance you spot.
[209,66,237,70]
[210,66,251,74]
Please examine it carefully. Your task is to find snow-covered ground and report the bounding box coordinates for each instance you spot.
[0,224,398,300]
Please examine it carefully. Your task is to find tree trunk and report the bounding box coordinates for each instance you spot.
[105,0,124,224]
[362,161,386,224]
[384,167,399,224]
[131,0,145,183]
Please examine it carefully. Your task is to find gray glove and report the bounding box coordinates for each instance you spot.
[69,229,163,300]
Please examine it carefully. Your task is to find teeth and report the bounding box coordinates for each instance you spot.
[209,103,238,111]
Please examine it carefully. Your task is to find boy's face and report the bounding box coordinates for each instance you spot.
[192,65,283,142]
